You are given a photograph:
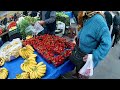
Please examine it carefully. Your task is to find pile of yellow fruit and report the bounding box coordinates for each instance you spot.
[0,68,8,79]
[0,57,5,66]
[17,45,46,79]
[19,45,35,59]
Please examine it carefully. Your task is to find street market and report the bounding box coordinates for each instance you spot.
[0,11,118,79]
[0,11,77,79]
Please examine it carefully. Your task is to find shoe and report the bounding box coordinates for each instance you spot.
[78,74,89,79]
[72,73,79,79]
[119,56,120,60]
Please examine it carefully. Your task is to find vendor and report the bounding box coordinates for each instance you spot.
[38,11,56,35]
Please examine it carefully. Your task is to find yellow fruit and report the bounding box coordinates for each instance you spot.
[29,54,37,58]
[16,72,29,79]
[19,46,34,59]
[29,62,46,79]
[26,35,33,40]
[26,45,34,52]
[21,60,36,72]
[0,68,8,79]
[36,62,44,67]
[0,57,5,66]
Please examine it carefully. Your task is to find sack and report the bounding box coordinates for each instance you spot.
[0,38,22,61]
[78,54,94,77]
[69,44,86,72]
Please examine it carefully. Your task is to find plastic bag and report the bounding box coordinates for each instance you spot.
[0,38,22,61]
[33,21,44,35]
[25,25,35,35]
[25,22,44,36]
[78,54,93,77]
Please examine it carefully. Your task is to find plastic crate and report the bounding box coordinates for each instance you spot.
[8,28,19,37]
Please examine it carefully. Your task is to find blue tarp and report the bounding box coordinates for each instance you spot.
[64,11,73,18]
[1,51,75,79]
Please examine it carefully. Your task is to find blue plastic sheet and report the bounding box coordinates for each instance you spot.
[1,51,75,79]
[64,11,73,18]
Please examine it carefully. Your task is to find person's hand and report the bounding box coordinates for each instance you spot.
[38,20,45,25]
[83,55,88,62]
[72,36,77,44]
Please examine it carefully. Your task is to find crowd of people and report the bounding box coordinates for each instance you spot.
[104,11,120,48]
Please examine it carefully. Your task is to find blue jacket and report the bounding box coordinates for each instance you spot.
[78,14,112,68]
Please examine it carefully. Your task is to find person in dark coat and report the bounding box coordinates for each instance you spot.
[72,11,79,24]
[104,11,113,31]
[23,11,28,16]
[38,11,56,35]
[13,13,18,21]
[111,11,120,47]
[30,11,38,17]
[2,15,8,26]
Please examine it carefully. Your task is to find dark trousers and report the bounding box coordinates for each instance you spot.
[111,29,119,47]
[108,25,111,31]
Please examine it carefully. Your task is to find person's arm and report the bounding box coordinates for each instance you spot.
[92,27,112,67]
[44,11,56,24]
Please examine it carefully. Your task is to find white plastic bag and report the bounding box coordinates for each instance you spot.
[78,54,94,77]
[0,38,22,61]
[33,21,44,35]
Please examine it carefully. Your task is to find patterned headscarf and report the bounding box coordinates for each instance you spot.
[77,11,104,30]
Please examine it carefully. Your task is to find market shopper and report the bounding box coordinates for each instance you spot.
[111,11,120,47]
[38,11,56,35]
[23,11,28,16]
[69,11,112,79]
[2,15,8,26]
[13,13,18,22]
[30,11,38,17]
[104,11,113,31]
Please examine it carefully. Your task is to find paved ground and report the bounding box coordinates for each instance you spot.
[90,41,120,79]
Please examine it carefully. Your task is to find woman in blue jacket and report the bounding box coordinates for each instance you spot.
[70,11,112,79]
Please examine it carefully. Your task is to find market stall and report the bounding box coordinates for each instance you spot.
[2,51,75,79]
[0,14,76,79]
[0,34,75,79]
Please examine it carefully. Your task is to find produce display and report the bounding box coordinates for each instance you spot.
[23,34,75,67]
[0,38,22,62]
[0,12,75,79]
[0,68,8,79]
[56,11,70,26]
[17,16,38,39]
[18,45,46,79]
